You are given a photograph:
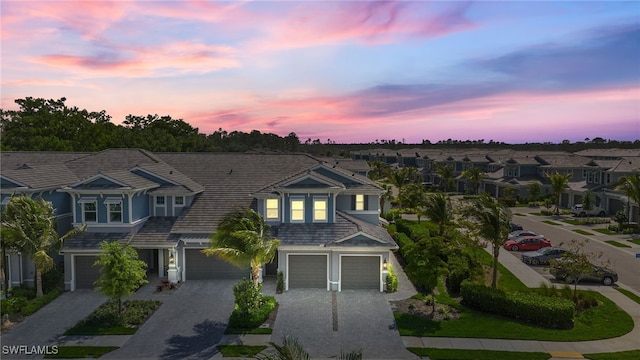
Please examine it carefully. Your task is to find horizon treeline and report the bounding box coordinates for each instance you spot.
[1,97,638,156]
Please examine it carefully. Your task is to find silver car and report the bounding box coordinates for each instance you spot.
[521,247,567,265]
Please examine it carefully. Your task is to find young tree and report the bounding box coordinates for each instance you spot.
[462,166,486,194]
[94,241,148,313]
[204,208,279,287]
[463,194,512,288]
[545,172,570,215]
[582,190,594,214]
[527,182,541,203]
[435,164,455,192]
[616,173,640,223]
[399,182,427,221]
[550,239,607,302]
[1,196,84,297]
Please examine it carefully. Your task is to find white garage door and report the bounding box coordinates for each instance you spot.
[288,255,327,289]
[341,256,380,290]
[184,249,249,280]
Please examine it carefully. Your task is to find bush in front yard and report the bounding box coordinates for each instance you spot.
[461,281,574,329]
[386,264,398,293]
[228,295,276,329]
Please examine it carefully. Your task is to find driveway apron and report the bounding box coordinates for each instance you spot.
[0,290,107,359]
[102,280,236,360]
[272,289,416,359]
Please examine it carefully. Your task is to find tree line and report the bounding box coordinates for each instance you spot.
[1,97,637,154]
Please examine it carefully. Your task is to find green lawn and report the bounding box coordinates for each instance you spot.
[395,290,632,341]
[542,220,562,226]
[407,348,550,360]
[605,240,632,248]
[44,346,118,358]
[629,239,640,246]
[572,229,595,235]
[65,300,161,335]
[595,228,616,235]
[217,345,267,357]
[585,350,640,360]
[562,219,583,225]
[224,327,273,334]
[615,288,640,305]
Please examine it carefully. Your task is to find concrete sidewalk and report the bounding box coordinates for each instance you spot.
[402,247,640,358]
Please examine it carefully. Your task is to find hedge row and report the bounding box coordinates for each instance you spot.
[1,288,62,316]
[228,295,276,329]
[461,281,574,329]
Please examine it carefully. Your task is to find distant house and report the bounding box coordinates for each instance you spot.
[1,150,395,292]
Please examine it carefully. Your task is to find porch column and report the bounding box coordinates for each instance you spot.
[158,249,164,278]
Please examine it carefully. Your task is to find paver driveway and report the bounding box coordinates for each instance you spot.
[102,280,236,360]
[271,289,417,359]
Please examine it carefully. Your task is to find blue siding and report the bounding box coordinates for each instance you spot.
[85,177,119,186]
[74,194,130,223]
[132,193,149,221]
[44,192,72,215]
[314,167,359,185]
[1,177,21,188]
[283,193,335,223]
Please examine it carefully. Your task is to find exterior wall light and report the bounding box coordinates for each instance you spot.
[382,258,388,270]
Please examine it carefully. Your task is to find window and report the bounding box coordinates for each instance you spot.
[174,196,184,206]
[313,198,327,222]
[291,198,304,222]
[83,202,97,222]
[156,196,165,205]
[355,194,365,211]
[266,198,279,220]
[108,202,122,222]
[582,169,587,178]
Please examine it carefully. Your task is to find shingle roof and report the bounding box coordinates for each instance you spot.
[62,232,130,251]
[128,217,182,247]
[608,157,640,173]
[0,152,90,169]
[133,163,204,193]
[64,149,163,179]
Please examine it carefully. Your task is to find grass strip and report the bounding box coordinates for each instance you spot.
[562,219,582,225]
[217,345,267,357]
[573,229,594,235]
[64,326,136,335]
[614,288,640,305]
[542,220,562,226]
[605,240,631,248]
[395,291,632,341]
[407,348,550,360]
[224,327,272,334]
[44,346,118,358]
[629,239,640,246]
[594,228,616,235]
[584,350,640,360]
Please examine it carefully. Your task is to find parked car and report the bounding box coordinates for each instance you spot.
[510,222,523,232]
[550,260,618,286]
[503,236,552,251]
[508,230,543,240]
[521,247,568,265]
[571,204,606,217]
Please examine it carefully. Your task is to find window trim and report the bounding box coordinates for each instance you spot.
[290,197,305,223]
[313,197,328,223]
[265,198,280,220]
[82,200,97,223]
[156,196,166,206]
[174,196,185,206]
[107,201,123,223]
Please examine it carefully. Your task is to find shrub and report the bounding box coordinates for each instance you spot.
[461,281,574,329]
[228,296,276,329]
[446,253,471,294]
[1,296,28,315]
[9,286,36,300]
[233,279,263,315]
[20,288,61,316]
[386,264,398,293]
[42,266,63,294]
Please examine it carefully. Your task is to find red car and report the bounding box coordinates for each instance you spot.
[503,236,552,252]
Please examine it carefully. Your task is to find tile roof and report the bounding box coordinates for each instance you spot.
[62,232,130,251]
[608,157,640,173]
[128,217,182,247]
[536,154,592,168]
[575,148,640,157]
[133,163,204,193]
[276,211,395,248]
[64,149,162,179]
[1,164,79,190]
[0,152,90,169]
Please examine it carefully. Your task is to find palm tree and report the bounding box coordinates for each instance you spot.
[204,208,280,286]
[388,167,419,207]
[399,182,427,221]
[462,166,486,194]
[423,193,453,236]
[545,172,570,215]
[464,194,512,288]
[1,196,84,297]
[378,183,393,214]
[616,173,640,223]
[435,163,455,192]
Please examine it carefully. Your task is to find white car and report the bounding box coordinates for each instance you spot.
[571,204,606,217]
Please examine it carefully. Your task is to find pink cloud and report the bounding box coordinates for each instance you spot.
[35,41,240,77]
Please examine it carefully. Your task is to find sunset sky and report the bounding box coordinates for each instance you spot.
[1,0,639,144]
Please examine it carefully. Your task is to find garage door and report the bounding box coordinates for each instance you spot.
[75,256,100,289]
[341,256,380,290]
[288,255,327,289]
[184,249,249,280]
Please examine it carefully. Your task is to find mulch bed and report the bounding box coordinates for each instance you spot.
[390,298,460,321]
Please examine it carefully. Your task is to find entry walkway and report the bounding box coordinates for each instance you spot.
[402,247,640,358]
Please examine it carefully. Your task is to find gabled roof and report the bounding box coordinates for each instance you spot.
[131,163,204,193]
[128,217,182,247]
[607,157,640,173]
[64,149,163,179]
[68,170,158,190]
